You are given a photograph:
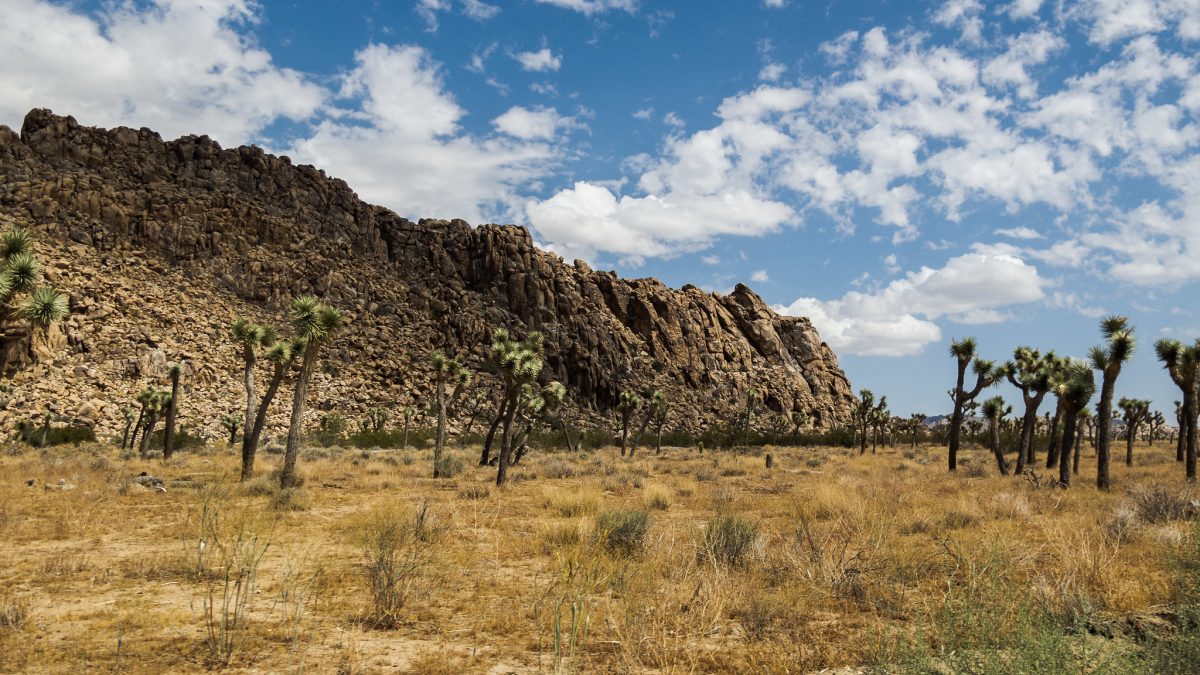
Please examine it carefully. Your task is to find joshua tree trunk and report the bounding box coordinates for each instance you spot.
[990,420,1009,476]
[1096,366,1119,490]
[496,389,519,486]
[1126,425,1136,467]
[871,426,878,454]
[1015,392,1044,473]
[620,417,631,457]
[1186,390,1198,481]
[242,362,287,481]
[121,418,133,450]
[656,425,663,454]
[433,378,448,478]
[240,346,257,481]
[1059,408,1079,487]
[558,415,577,452]
[228,423,238,446]
[279,346,318,488]
[629,409,654,458]
[1074,426,1083,475]
[129,404,147,452]
[1045,400,1064,469]
[481,397,507,466]
[139,412,157,459]
[163,368,181,460]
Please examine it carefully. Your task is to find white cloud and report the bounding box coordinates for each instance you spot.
[461,0,501,20]
[994,226,1044,239]
[662,111,685,128]
[933,0,984,44]
[514,47,562,72]
[764,0,787,8]
[493,105,569,140]
[289,44,557,225]
[533,0,637,15]
[0,0,324,147]
[750,269,770,282]
[632,107,654,120]
[701,255,720,265]
[1008,0,1044,19]
[1071,0,1200,46]
[759,62,787,81]
[777,253,1048,356]
[416,0,451,31]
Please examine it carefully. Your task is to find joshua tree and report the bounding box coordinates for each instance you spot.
[137,387,170,459]
[1004,347,1057,473]
[120,407,135,450]
[242,338,296,480]
[162,362,184,460]
[909,413,927,448]
[279,297,346,488]
[629,389,665,457]
[790,410,809,445]
[232,320,268,474]
[1074,407,1092,476]
[220,414,242,446]
[617,390,642,457]
[508,380,567,465]
[21,287,69,357]
[653,394,669,454]
[361,407,390,433]
[1118,398,1151,467]
[1053,361,1096,488]
[430,350,469,478]
[1176,400,1185,462]
[1089,316,1136,490]
[853,389,880,455]
[742,389,759,445]
[490,328,545,486]
[982,396,1012,476]
[1156,339,1199,481]
[402,405,415,450]
[948,338,999,471]
[1,228,70,364]
[1148,410,1165,446]
[870,397,890,454]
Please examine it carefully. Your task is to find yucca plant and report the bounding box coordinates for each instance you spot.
[1052,360,1095,488]
[1003,347,1057,473]
[279,297,346,488]
[629,389,665,458]
[616,390,641,457]
[430,350,469,478]
[489,328,545,486]
[1,227,70,364]
[947,338,999,472]
[1118,397,1151,467]
[242,338,296,480]
[982,396,1012,476]
[1090,316,1136,490]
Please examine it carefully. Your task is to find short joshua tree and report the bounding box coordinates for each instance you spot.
[947,338,999,472]
[1118,397,1151,467]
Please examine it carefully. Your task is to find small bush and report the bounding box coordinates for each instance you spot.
[0,593,30,629]
[539,521,582,553]
[271,487,312,512]
[703,513,759,568]
[593,510,650,557]
[541,458,578,479]
[546,488,600,517]
[940,510,979,530]
[433,453,464,479]
[643,484,672,510]
[457,484,490,500]
[1132,485,1195,524]
[805,457,824,468]
[1104,504,1140,544]
[356,507,432,629]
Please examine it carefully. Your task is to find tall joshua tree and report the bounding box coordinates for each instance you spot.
[232,320,266,475]
[948,338,998,471]
[1156,339,1199,481]
[430,350,469,478]
[163,361,183,460]
[490,328,545,486]
[1004,348,1056,474]
[982,396,1012,476]
[138,388,170,459]
[1054,360,1096,487]
[1090,316,1136,490]
[909,413,927,449]
[617,390,642,457]
[279,297,346,488]
[629,389,665,458]
[1118,398,1151,467]
[853,389,875,455]
[242,339,296,480]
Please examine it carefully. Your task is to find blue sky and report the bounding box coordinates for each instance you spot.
[2,0,1198,418]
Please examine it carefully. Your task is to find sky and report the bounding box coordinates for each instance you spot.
[1,0,1198,419]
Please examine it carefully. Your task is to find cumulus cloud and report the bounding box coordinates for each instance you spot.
[289,44,557,225]
[0,0,324,146]
[493,105,570,140]
[750,269,770,282]
[995,226,1043,239]
[777,254,1048,356]
[513,48,562,72]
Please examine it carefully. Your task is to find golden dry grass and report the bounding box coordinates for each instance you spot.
[0,439,1194,673]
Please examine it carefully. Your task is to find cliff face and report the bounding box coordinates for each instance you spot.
[0,109,854,437]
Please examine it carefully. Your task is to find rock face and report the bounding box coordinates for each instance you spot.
[0,109,855,440]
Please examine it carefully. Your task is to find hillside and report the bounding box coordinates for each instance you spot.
[0,109,855,439]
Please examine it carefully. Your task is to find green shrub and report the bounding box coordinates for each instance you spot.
[593,510,650,557]
[703,513,759,568]
[433,453,464,479]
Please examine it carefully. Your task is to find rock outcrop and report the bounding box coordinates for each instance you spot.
[0,109,855,440]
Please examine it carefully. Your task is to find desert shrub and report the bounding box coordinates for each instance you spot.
[271,487,312,512]
[643,484,671,510]
[457,484,490,500]
[541,458,578,479]
[703,513,759,568]
[308,413,348,447]
[593,510,650,557]
[0,593,30,629]
[539,521,582,553]
[940,510,979,530]
[721,466,748,477]
[546,488,600,517]
[710,485,736,511]
[1104,504,1140,544]
[1145,517,1200,672]
[805,456,824,468]
[433,453,464,479]
[1132,485,1194,524]
[355,507,434,629]
[18,422,95,447]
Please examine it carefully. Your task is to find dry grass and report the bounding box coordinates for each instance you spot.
[0,440,1195,672]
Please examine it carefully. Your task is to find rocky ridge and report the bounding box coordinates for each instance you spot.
[0,109,855,442]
